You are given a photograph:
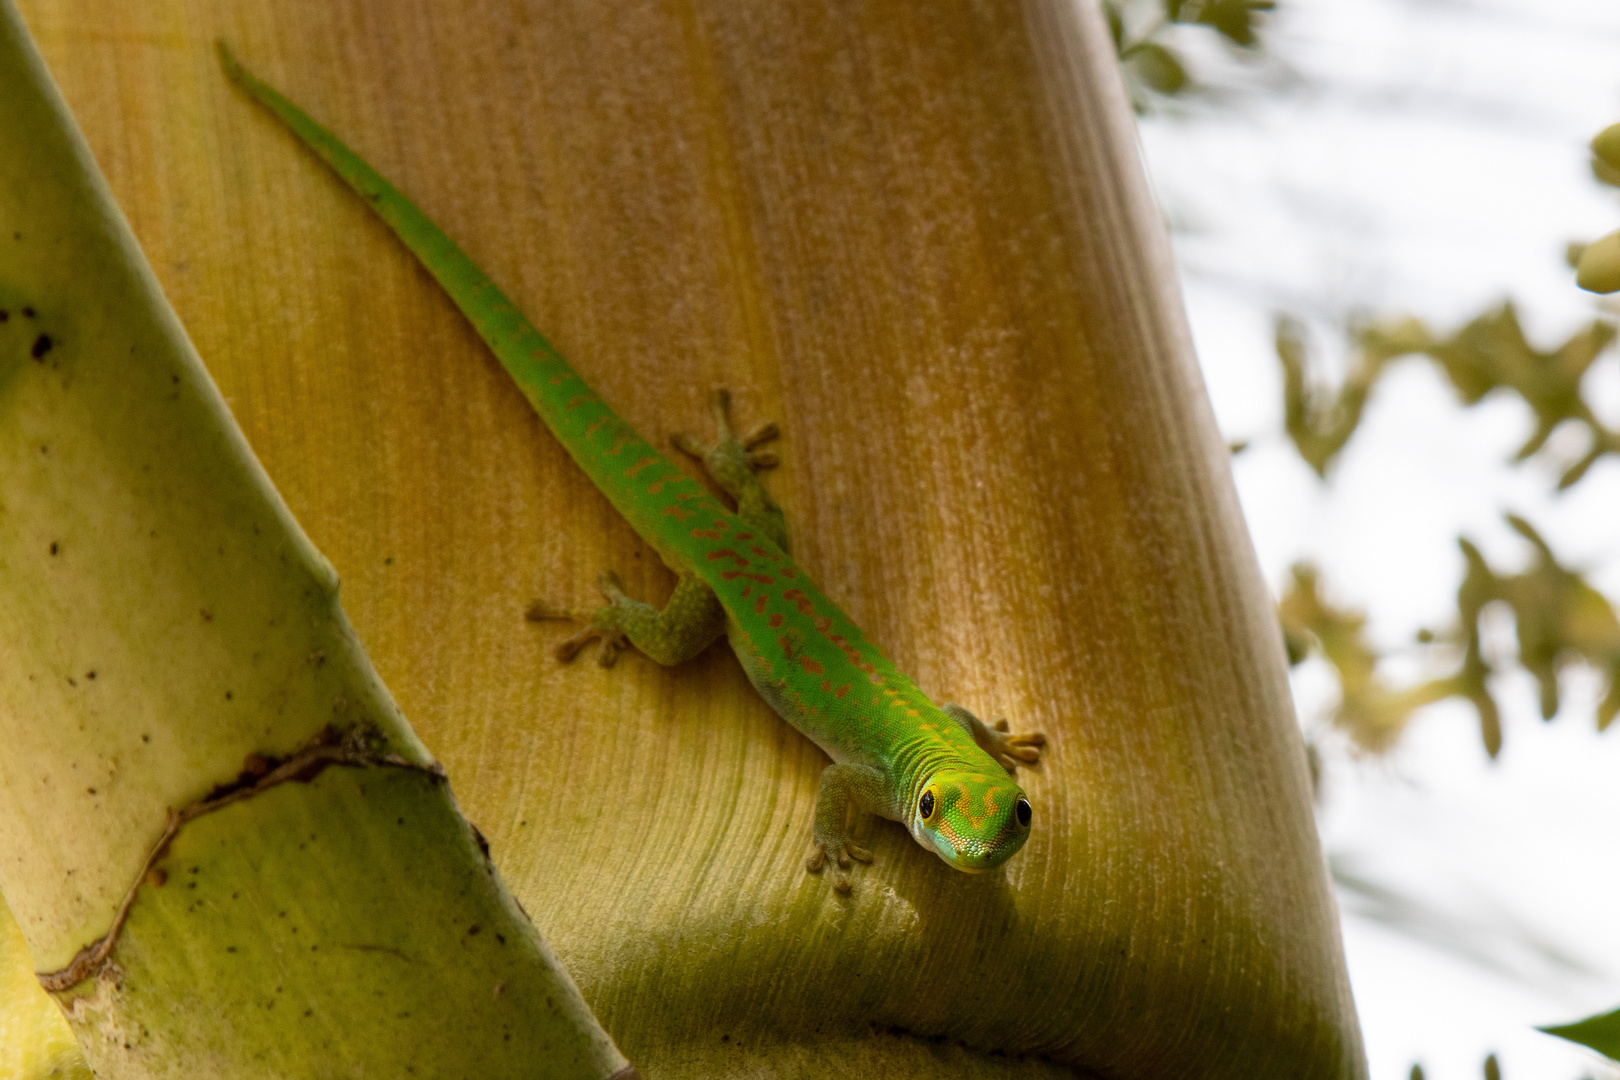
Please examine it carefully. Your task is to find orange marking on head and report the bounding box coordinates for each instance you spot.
[693,530,724,541]
[869,672,884,684]
[625,457,659,478]
[755,594,770,614]
[768,613,784,628]
[883,688,898,697]
[799,656,824,676]
[907,709,920,716]
[835,685,850,699]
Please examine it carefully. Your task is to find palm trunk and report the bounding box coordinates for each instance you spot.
[3,0,1365,1076]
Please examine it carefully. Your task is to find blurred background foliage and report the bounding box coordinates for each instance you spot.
[1110,1,1620,1074]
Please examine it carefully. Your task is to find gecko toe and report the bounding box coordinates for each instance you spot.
[741,420,780,450]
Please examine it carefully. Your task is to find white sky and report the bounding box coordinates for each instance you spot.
[1136,2,1620,1078]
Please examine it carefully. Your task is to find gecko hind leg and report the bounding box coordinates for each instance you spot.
[942,703,1047,773]
[672,388,789,552]
[526,569,725,668]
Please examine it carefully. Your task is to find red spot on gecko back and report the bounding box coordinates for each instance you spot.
[736,532,754,541]
[566,394,593,410]
[814,616,831,632]
[835,685,850,699]
[723,571,775,584]
[768,613,784,628]
[782,588,814,614]
[799,656,824,676]
[625,457,659,478]
[693,530,723,541]
[740,585,752,598]
[663,506,695,522]
[755,595,770,614]
[780,567,797,579]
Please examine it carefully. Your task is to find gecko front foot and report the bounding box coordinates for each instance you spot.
[524,572,631,667]
[805,838,874,894]
[942,703,1048,773]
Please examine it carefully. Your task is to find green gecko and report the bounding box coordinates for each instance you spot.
[220,45,1047,892]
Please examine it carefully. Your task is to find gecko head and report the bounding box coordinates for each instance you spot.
[909,770,1032,872]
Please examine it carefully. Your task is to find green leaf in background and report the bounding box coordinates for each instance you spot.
[1539,1006,1620,1061]
[1125,42,1190,95]
[1192,0,1276,47]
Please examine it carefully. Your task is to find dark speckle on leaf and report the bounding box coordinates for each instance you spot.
[31,334,52,360]
[49,542,57,555]
[22,307,35,318]
[0,310,8,321]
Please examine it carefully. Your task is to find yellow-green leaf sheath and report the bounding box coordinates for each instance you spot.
[0,5,630,1077]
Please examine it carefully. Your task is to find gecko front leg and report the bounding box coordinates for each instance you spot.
[527,569,724,667]
[942,703,1047,773]
[804,763,889,893]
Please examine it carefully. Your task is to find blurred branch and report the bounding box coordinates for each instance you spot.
[1280,516,1620,757]
[1278,303,1619,487]
[1279,563,1462,753]
[1330,855,1598,987]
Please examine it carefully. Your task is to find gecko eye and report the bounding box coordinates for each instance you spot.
[1015,797,1032,828]
[918,790,936,821]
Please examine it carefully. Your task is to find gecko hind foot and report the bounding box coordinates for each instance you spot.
[672,388,789,550]
[671,388,782,471]
[805,839,874,894]
[523,573,631,666]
